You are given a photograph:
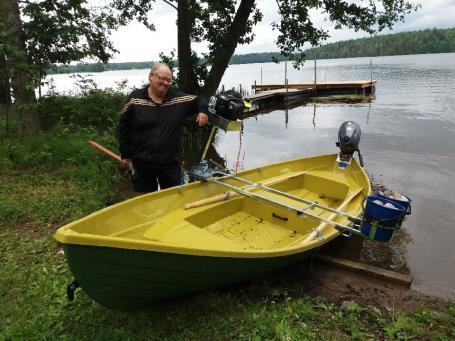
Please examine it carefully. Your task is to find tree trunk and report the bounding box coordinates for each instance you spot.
[200,0,256,98]
[0,0,38,135]
[177,0,199,94]
[0,53,11,105]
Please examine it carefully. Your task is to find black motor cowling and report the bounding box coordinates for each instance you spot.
[210,90,245,120]
[337,121,361,155]
[336,121,364,166]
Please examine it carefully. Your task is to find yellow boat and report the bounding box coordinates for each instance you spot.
[55,153,371,310]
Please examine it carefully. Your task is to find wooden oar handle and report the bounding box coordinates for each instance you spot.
[302,187,364,243]
[88,140,122,162]
[184,192,236,209]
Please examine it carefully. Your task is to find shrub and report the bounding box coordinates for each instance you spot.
[38,89,126,132]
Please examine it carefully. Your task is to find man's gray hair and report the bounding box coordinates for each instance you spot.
[150,63,171,74]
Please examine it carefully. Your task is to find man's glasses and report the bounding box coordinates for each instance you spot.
[153,73,173,85]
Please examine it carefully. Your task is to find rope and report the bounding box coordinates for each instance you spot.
[234,118,245,174]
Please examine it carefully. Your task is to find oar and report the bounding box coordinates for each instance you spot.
[302,187,364,243]
[88,140,135,174]
[184,171,307,209]
[88,141,122,163]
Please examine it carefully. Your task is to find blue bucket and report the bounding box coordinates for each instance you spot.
[376,191,412,215]
[360,196,406,242]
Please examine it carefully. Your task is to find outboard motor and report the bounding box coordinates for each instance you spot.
[209,90,245,120]
[336,121,364,168]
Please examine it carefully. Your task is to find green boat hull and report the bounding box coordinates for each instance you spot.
[64,244,314,311]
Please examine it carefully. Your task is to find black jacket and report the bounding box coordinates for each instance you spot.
[118,86,208,165]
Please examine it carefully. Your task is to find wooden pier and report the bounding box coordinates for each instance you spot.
[246,80,377,106]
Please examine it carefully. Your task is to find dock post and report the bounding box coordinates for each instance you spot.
[370,58,374,95]
[285,78,289,103]
[260,67,263,85]
[285,60,287,84]
[370,58,373,83]
[254,80,256,95]
[285,61,288,103]
[314,60,317,92]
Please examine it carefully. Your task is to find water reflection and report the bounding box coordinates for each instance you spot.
[313,105,316,128]
[180,96,377,173]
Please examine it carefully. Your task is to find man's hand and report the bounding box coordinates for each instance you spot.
[196,112,209,127]
[121,158,132,168]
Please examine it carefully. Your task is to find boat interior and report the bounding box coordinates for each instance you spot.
[60,155,369,254]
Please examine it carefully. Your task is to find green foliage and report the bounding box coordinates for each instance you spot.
[38,87,126,131]
[47,52,289,75]
[230,52,289,65]
[0,0,119,119]
[195,0,263,59]
[0,166,119,227]
[305,27,455,59]
[273,0,419,67]
[0,127,121,227]
[49,61,154,74]
[19,0,117,70]
[0,87,125,227]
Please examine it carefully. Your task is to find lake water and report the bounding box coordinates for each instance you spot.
[46,53,455,298]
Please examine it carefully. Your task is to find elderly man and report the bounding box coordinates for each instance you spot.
[118,63,209,193]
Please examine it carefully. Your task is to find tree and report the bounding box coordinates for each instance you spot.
[112,0,419,98]
[0,0,36,133]
[0,52,11,106]
[0,0,117,134]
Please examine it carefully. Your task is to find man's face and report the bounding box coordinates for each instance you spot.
[149,66,172,96]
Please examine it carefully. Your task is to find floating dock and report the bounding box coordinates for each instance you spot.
[246,80,377,107]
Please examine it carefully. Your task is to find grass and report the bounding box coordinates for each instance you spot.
[1,227,454,340]
[1,97,454,340]
[1,163,454,340]
[0,115,121,229]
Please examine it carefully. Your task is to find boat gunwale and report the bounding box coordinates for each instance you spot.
[54,154,371,258]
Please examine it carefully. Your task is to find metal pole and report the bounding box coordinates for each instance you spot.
[254,80,256,95]
[260,67,263,85]
[208,176,361,231]
[201,126,217,161]
[210,172,362,222]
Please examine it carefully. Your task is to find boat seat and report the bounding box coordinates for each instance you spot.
[142,210,243,251]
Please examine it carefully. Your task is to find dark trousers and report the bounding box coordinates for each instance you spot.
[132,161,182,193]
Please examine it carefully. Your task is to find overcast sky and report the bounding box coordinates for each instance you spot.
[109,0,455,63]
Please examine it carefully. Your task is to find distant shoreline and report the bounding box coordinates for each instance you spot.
[49,27,455,75]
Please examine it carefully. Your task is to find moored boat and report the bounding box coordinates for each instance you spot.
[55,153,371,310]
